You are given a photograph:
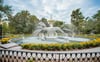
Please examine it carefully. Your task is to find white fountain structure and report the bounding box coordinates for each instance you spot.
[15,20,90,44]
[33,21,68,40]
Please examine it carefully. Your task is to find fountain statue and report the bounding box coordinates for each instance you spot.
[33,21,71,40]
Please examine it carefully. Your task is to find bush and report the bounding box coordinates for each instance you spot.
[21,38,100,51]
[75,34,100,38]
[0,38,10,44]
[71,43,82,49]
[27,59,34,62]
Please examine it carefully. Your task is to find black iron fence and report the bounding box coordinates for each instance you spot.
[0,49,100,62]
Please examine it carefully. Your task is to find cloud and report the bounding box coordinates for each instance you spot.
[82,7,100,17]
[4,0,100,24]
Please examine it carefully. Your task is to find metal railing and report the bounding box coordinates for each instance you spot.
[0,49,100,62]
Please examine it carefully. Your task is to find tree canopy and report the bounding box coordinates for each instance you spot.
[93,10,100,33]
[53,20,64,28]
[1,4,100,34]
[9,10,39,34]
[0,0,12,19]
[71,8,85,33]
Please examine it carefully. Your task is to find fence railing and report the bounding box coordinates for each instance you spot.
[0,49,100,62]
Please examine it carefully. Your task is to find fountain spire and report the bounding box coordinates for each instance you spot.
[48,14,53,27]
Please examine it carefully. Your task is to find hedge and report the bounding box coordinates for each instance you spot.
[21,38,100,51]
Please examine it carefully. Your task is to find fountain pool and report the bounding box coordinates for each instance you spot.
[15,36,90,44]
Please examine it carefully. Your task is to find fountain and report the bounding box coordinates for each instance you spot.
[33,21,67,40]
[15,21,90,44]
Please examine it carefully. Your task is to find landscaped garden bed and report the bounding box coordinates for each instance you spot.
[0,37,10,44]
[21,38,100,51]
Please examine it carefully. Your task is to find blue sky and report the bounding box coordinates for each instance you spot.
[4,0,100,24]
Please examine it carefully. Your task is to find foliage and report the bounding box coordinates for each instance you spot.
[27,59,34,62]
[0,37,10,44]
[53,21,64,27]
[71,8,84,33]
[92,10,100,33]
[2,22,9,34]
[1,6,100,35]
[0,0,12,19]
[21,38,100,51]
[41,18,49,27]
[83,18,95,34]
[9,10,39,34]
[0,24,2,35]
[75,34,100,39]
[0,0,12,35]
[71,9,100,34]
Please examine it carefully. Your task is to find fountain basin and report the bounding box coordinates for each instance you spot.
[15,36,90,44]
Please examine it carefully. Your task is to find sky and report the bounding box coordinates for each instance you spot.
[4,0,100,24]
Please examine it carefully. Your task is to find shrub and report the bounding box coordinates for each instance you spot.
[93,38,100,46]
[21,43,31,49]
[0,38,10,44]
[62,43,73,50]
[27,59,34,62]
[71,43,82,49]
[21,38,100,51]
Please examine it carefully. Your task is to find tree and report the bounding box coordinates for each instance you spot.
[83,18,95,34]
[71,8,84,33]
[92,10,100,33]
[9,10,39,34]
[0,24,2,35]
[0,0,12,19]
[12,10,30,33]
[2,21,9,34]
[53,21,64,27]
[28,15,39,32]
[41,18,49,27]
[0,0,12,36]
